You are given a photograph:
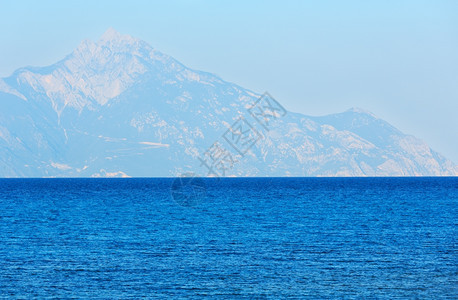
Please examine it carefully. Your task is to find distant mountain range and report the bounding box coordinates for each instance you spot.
[0,28,456,177]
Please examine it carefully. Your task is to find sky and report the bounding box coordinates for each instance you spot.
[0,0,457,162]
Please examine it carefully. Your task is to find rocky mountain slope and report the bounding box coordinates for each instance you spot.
[0,28,456,177]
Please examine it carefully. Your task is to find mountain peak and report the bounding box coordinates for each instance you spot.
[98,27,139,47]
[347,107,371,114]
[73,28,149,58]
[345,107,378,118]
[100,27,124,42]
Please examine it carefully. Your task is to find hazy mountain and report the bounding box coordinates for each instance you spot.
[0,28,456,177]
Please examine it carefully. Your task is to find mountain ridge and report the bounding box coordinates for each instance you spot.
[0,28,456,177]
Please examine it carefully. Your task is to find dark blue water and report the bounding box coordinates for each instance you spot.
[0,178,456,298]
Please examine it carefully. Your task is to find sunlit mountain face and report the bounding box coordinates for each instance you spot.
[0,29,456,177]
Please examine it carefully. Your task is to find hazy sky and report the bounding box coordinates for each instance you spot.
[1,0,457,162]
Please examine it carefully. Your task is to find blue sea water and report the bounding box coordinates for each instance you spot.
[0,177,456,298]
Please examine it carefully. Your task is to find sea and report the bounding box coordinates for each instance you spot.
[0,177,456,298]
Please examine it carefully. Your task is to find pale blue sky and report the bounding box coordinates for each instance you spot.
[1,0,457,162]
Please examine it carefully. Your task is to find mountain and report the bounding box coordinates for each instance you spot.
[0,28,456,177]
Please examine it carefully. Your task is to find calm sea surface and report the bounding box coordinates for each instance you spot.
[0,178,456,298]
